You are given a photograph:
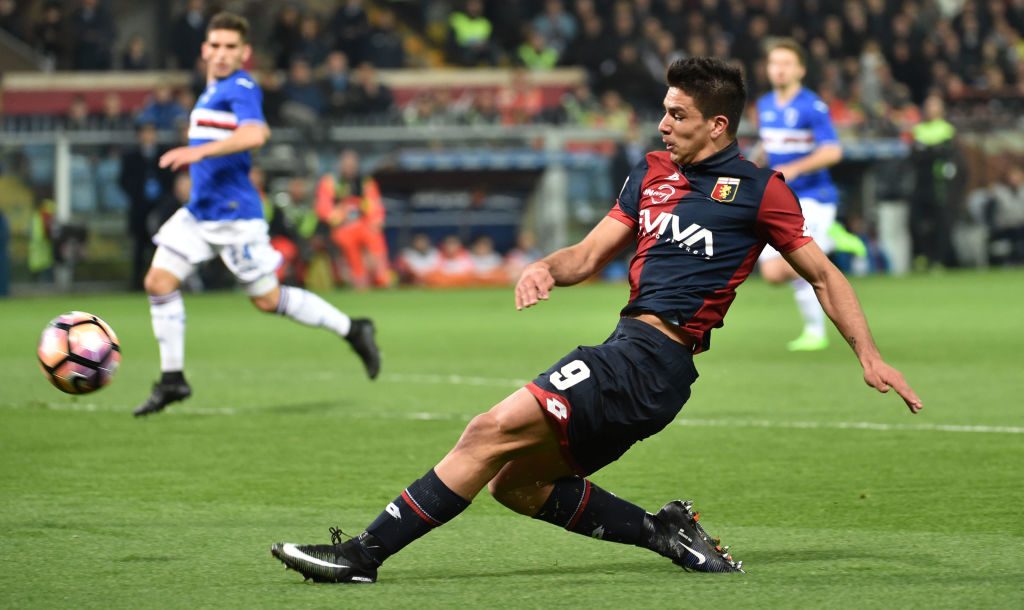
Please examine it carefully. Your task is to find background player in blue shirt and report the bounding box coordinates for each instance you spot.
[755,38,866,351]
[270,57,921,583]
[135,13,380,416]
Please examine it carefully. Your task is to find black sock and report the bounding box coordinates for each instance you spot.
[160,371,185,385]
[532,477,649,545]
[361,468,470,564]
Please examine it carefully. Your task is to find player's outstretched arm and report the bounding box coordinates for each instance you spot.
[783,241,923,414]
[159,123,271,171]
[515,216,633,310]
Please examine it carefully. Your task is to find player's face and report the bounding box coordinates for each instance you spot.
[202,29,250,80]
[766,48,805,90]
[659,87,719,166]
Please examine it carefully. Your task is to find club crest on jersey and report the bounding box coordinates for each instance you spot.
[711,177,740,202]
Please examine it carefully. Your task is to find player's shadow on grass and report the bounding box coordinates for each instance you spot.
[258,400,363,415]
[389,561,707,583]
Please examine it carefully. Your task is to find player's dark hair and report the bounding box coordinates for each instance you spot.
[207,12,250,41]
[766,37,806,66]
[665,56,746,139]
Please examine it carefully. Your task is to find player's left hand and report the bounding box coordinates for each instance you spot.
[863,360,923,414]
[515,262,555,311]
[159,146,205,171]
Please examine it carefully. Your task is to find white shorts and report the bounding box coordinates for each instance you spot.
[759,197,837,261]
[152,208,282,295]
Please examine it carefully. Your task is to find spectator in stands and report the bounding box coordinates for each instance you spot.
[559,83,600,126]
[447,0,498,67]
[331,0,371,66]
[642,30,684,87]
[280,58,326,126]
[365,7,406,69]
[121,122,174,290]
[294,14,329,67]
[608,1,637,48]
[395,232,440,285]
[987,166,1024,264]
[0,0,24,40]
[532,0,578,56]
[70,0,115,70]
[468,234,507,284]
[269,3,302,70]
[496,68,543,125]
[344,62,395,122]
[315,149,391,289]
[403,89,464,126]
[423,234,475,287]
[518,27,560,70]
[594,90,634,133]
[97,92,134,131]
[320,50,351,120]
[484,0,530,56]
[137,84,188,130]
[559,13,613,83]
[121,34,151,71]
[596,43,659,112]
[32,1,69,70]
[63,94,92,130]
[28,189,56,282]
[170,0,207,70]
[910,93,962,269]
[503,230,541,280]
[464,89,502,125]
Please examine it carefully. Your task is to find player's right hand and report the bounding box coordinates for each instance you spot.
[863,360,923,414]
[515,262,555,310]
[159,146,205,171]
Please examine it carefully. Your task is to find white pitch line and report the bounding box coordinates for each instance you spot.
[4,399,1022,435]
[9,373,1022,434]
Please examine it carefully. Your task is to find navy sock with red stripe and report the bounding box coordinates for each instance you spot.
[533,477,648,546]
[361,468,470,564]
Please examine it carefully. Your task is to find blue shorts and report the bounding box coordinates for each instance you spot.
[526,317,699,476]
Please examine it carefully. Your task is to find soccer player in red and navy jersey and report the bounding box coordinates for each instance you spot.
[271,57,922,582]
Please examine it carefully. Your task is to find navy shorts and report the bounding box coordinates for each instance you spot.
[526,317,699,476]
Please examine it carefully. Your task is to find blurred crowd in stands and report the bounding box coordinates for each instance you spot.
[3,0,1024,292]
[3,0,1024,131]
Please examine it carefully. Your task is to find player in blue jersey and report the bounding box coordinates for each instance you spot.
[755,38,866,351]
[270,57,921,582]
[134,13,380,417]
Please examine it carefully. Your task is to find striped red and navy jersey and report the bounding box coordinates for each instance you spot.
[187,69,266,221]
[609,142,811,353]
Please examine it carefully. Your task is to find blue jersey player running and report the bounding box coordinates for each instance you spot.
[269,57,921,583]
[755,38,866,351]
[135,12,380,417]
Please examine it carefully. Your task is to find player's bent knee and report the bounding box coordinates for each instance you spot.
[249,283,281,313]
[250,293,278,313]
[143,267,180,296]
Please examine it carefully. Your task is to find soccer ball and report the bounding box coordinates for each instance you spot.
[37,311,121,395]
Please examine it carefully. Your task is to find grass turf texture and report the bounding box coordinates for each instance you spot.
[1,270,1023,609]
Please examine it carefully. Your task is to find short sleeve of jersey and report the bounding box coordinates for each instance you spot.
[755,174,813,253]
[606,157,649,228]
[808,95,839,145]
[228,75,265,125]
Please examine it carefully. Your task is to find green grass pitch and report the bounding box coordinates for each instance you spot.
[2,270,1023,609]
